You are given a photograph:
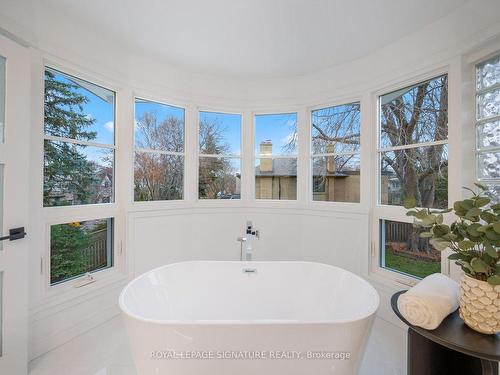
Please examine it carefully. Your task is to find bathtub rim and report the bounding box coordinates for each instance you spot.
[119,260,380,326]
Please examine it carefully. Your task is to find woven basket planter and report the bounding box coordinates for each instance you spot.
[459,275,500,335]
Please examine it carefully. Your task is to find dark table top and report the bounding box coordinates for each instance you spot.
[391,291,500,362]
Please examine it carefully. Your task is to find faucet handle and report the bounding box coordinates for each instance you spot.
[237,236,247,242]
[254,230,260,239]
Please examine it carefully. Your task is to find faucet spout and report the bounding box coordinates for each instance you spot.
[236,236,247,261]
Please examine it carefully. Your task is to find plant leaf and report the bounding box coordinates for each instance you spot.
[429,238,450,251]
[473,182,487,191]
[422,215,436,226]
[486,229,500,241]
[484,241,498,258]
[467,223,482,237]
[474,197,490,207]
[480,212,496,223]
[493,222,500,234]
[461,199,474,210]
[419,232,433,238]
[470,257,489,273]
[456,260,474,274]
[458,240,475,250]
[415,210,428,220]
[433,224,450,236]
[465,207,481,220]
[403,197,417,209]
[476,224,489,233]
[487,275,500,285]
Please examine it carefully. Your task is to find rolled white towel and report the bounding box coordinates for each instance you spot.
[397,273,459,330]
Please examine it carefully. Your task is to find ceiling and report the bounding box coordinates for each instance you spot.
[45,0,467,78]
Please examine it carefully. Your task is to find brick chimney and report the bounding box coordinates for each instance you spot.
[326,143,336,173]
[259,140,273,172]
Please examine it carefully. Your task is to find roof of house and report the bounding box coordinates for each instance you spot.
[255,158,359,177]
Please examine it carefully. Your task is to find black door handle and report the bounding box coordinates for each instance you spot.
[0,227,26,241]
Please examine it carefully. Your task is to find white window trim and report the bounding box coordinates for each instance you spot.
[370,67,451,285]
[44,135,116,150]
[377,139,448,153]
[132,96,187,204]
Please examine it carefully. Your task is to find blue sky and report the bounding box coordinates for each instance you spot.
[199,111,241,155]
[255,113,297,155]
[48,69,299,163]
[46,69,114,165]
[48,69,115,145]
[134,100,185,150]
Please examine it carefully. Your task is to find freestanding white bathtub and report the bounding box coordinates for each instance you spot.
[119,261,379,375]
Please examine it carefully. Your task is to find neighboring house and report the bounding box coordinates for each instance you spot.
[255,156,298,200]
[255,141,362,202]
[95,171,113,203]
[47,168,113,205]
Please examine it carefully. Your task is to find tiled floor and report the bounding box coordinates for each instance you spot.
[29,316,407,375]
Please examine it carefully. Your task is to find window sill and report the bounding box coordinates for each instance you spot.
[368,267,420,291]
[31,267,127,317]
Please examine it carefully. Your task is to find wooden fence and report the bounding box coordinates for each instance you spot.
[385,221,413,242]
[384,220,433,252]
[81,229,108,272]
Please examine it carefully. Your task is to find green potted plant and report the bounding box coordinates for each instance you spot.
[404,184,500,334]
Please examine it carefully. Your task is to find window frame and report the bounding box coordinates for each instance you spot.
[309,101,362,204]
[41,62,123,293]
[196,109,243,201]
[252,111,299,202]
[370,68,450,285]
[132,96,186,204]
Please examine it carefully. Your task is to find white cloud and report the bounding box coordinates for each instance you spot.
[104,121,114,132]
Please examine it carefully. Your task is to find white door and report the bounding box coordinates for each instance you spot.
[0,34,31,375]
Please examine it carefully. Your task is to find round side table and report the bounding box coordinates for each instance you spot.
[391,291,499,375]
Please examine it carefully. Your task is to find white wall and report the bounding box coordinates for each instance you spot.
[0,0,499,369]
[130,208,368,276]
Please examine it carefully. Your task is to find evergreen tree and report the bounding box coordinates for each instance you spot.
[50,222,90,284]
[43,69,98,206]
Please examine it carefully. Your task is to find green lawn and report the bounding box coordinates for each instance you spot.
[384,251,440,279]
